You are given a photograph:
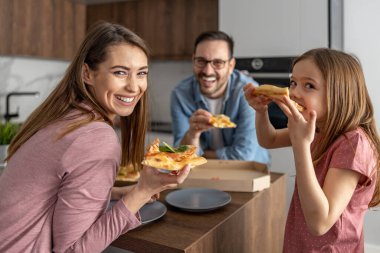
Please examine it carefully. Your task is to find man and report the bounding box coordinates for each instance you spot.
[170,31,270,164]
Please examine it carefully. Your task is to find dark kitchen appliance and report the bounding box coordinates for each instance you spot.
[235,57,294,129]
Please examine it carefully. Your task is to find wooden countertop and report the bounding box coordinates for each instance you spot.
[112,172,286,253]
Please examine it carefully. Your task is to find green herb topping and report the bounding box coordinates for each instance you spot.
[159,142,189,153]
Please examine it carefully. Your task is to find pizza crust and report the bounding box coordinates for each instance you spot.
[252,84,289,99]
[253,84,304,112]
[142,155,207,171]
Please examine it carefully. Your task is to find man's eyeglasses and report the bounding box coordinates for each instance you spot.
[193,57,229,70]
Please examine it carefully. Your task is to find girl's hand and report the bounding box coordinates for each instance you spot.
[275,96,316,145]
[243,83,272,113]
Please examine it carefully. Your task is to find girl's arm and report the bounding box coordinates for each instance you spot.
[293,143,361,235]
[244,83,291,148]
[279,97,361,235]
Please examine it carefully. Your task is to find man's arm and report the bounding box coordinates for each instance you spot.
[216,92,270,164]
[171,90,192,147]
[203,149,218,159]
[171,90,214,154]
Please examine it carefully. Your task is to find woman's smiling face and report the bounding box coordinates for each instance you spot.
[83,43,148,120]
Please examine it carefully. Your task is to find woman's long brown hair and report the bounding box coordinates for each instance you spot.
[6,21,150,170]
[292,48,380,207]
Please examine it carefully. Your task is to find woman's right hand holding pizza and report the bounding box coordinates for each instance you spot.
[243,83,271,113]
[122,165,191,214]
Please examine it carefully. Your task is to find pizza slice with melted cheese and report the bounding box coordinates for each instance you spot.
[209,114,237,128]
[141,139,207,171]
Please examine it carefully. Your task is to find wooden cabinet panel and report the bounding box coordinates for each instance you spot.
[86,0,218,60]
[86,2,137,32]
[0,0,217,60]
[0,0,86,60]
[137,0,218,60]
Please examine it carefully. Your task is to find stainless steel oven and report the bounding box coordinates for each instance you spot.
[235,57,294,129]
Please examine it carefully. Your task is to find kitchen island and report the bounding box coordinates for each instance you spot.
[112,172,286,253]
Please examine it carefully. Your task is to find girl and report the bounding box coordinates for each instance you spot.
[0,22,190,252]
[244,48,380,252]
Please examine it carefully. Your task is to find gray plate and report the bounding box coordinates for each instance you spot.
[108,200,167,225]
[139,201,167,225]
[165,188,231,212]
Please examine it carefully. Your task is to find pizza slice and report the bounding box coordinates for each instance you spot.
[252,84,289,99]
[141,139,207,172]
[209,114,237,128]
[252,84,304,112]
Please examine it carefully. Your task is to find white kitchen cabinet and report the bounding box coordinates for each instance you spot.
[219,0,328,57]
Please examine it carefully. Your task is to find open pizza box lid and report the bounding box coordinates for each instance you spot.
[180,159,270,192]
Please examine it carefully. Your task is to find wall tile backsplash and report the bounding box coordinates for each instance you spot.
[0,57,69,123]
[0,57,192,124]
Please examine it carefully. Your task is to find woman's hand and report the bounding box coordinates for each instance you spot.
[243,83,272,113]
[122,165,191,213]
[111,186,133,201]
[275,96,316,146]
[112,186,159,202]
[136,165,191,197]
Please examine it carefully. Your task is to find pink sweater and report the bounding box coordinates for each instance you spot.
[0,118,141,252]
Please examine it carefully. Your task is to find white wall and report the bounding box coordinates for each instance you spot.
[148,61,192,123]
[219,0,328,57]
[343,0,380,247]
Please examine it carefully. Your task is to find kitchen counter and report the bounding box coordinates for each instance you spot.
[112,172,286,253]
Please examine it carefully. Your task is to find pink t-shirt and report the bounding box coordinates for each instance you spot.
[0,116,141,252]
[283,128,377,253]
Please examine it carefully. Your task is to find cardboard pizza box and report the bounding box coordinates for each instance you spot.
[180,159,270,192]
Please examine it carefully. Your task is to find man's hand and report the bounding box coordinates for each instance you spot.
[189,109,213,134]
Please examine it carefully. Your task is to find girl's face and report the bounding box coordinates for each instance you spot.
[290,58,327,128]
[83,43,148,120]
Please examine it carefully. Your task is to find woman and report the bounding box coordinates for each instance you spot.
[0,22,190,252]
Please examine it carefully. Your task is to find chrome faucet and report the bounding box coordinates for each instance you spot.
[4,92,40,122]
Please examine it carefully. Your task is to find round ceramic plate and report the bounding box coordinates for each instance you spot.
[139,201,167,225]
[165,188,231,212]
[158,168,180,174]
[108,200,167,224]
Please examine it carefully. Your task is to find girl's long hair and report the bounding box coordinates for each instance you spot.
[292,48,380,207]
[6,21,150,170]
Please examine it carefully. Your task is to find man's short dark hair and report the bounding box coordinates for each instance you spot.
[194,31,234,59]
